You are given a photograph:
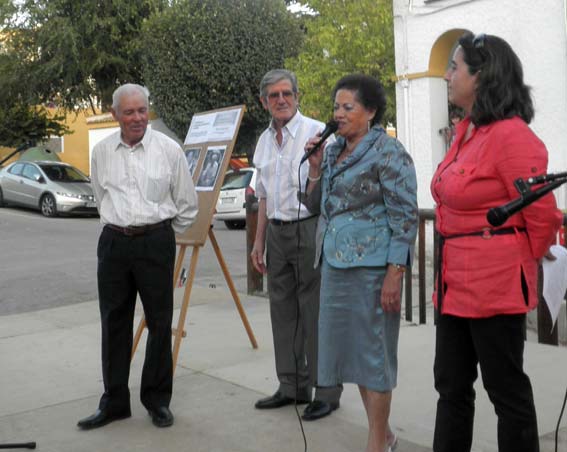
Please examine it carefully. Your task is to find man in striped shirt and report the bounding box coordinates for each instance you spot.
[78,84,198,430]
[251,69,342,421]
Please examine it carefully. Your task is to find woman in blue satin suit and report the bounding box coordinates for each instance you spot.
[302,74,418,452]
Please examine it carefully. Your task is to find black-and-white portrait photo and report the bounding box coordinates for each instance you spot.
[196,146,225,190]
[184,148,201,176]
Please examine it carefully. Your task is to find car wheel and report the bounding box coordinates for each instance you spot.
[224,220,246,230]
[0,187,4,207]
[40,193,57,217]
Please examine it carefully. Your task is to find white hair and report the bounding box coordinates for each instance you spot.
[111,84,150,111]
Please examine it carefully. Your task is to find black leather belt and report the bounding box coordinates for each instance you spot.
[270,216,316,226]
[443,227,525,240]
[436,226,525,313]
[105,219,172,236]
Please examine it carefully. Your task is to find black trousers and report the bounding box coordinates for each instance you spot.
[97,224,176,413]
[433,313,539,452]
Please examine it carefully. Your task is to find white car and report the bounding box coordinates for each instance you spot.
[214,168,257,229]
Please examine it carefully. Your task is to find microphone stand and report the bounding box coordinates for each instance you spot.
[489,173,567,222]
[509,172,567,452]
[515,176,567,206]
[0,443,36,449]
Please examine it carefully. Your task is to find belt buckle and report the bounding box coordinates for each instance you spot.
[481,228,492,240]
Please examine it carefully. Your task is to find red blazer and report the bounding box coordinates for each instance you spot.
[431,116,562,318]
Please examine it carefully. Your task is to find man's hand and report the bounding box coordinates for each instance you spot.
[251,241,267,274]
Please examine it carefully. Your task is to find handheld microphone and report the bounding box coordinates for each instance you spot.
[487,196,533,227]
[300,120,338,164]
[486,181,562,227]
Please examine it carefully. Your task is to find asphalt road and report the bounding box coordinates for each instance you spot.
[0,206,258,316]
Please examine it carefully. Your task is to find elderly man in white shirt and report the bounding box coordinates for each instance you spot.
[78,84,198,431]
[251,69,342,421]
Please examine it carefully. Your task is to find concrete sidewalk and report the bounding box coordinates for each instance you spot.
[0,286,566,452]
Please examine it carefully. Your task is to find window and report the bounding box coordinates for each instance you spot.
[39,164,89,182]
[221,171,253,190]
[8,163,24,176]
[22,164,41,181]
[40,136,64,153]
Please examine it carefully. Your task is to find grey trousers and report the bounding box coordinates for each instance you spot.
[266,216,341,403]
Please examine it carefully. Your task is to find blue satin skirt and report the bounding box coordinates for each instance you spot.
[318,257,400,392]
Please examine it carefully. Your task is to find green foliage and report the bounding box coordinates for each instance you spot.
[8,0,166,111]
[286,0,396,126]
[0,103,68,148]
[141,0,303,156]
[0,0,15,24]
[0,32,68,147]
[0,0,165,146]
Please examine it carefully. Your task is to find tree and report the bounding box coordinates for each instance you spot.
[286,0,396,126]
[0,103,67,149]
[0,0,14,22]
[7,0,166,113]
[0,16,68,147]
[0,0,166,147]
[140,0,303,156]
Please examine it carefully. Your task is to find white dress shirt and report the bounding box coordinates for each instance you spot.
[253,111,329,221]
[91,128,198,234]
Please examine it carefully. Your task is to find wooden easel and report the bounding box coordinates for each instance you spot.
[131,226,258,374]
[130,104,255,372]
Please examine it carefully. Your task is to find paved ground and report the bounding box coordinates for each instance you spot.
[0,204,252,316]
[1,285,566,452]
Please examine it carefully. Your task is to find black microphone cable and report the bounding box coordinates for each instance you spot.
[555,385,567,452]
[291,161,309,452]
[288,123,335,452]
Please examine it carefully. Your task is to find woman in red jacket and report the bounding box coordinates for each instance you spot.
[431,32,562,452]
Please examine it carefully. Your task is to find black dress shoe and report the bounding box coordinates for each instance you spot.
[148,406,174,428]
[301,400,339,421]
[77,408,131,430]
[255,391,310,409]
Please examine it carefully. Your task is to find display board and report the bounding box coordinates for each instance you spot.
[178,105,246,246]
[131,104,257,370]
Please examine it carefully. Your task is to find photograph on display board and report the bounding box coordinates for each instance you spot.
[184,147,201,176]
[196,145,225,191]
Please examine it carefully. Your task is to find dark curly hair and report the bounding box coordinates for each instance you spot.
[458,32,534,125]
[332,74,386,126]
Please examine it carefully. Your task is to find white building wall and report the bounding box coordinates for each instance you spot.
[393,0,567,208]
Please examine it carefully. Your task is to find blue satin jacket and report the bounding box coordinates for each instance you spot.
[303,126,418,269]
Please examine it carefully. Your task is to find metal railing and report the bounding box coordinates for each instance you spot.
[403,209,435,325]
[246,204,566,346]
[402,210,566,345]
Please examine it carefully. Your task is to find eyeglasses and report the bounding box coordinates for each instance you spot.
[472,33,487,62]
[266,90,295,101]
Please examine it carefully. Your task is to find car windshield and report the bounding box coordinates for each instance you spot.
[39,164,89,183]
[221,171,253,190]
